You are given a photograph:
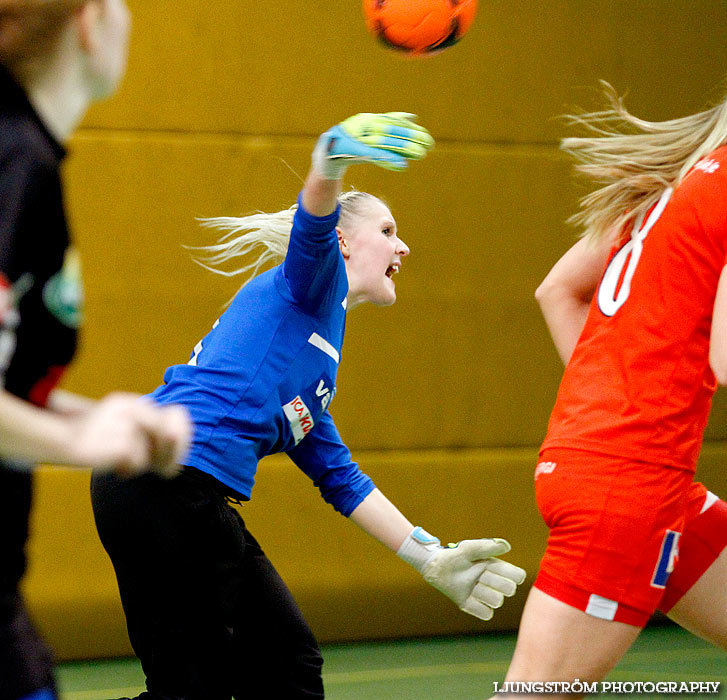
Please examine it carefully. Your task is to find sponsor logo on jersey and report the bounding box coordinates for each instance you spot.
[535,461,557,479]
[282,395,315,445]
[0,273,12,324]
[43,247,83,328]
[0,272,33,383]
[651,530,680,588]
[314,378,335,411]
[695,157,720,174]
[0,272,32,324]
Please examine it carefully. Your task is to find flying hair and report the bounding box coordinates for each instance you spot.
[188,189,381,289]
[562,81,727,243]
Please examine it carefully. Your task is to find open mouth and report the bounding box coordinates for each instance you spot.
[385,264,399,279]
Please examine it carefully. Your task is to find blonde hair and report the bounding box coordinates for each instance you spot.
[562,81,727,242]
[189,190,381,287]
[0,0,87,77]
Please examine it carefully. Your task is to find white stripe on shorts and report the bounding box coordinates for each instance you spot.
[700,490,719,515]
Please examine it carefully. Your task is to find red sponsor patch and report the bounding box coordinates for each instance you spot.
[282,395,315,445]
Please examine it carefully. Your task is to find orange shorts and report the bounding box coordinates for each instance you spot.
[534,448,727,627]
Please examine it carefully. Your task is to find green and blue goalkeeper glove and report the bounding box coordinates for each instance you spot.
[312,112,434,179]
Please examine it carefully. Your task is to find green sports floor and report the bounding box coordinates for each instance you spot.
[57,622,725,699]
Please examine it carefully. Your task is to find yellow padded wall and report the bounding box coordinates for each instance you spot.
[21,0,727,660]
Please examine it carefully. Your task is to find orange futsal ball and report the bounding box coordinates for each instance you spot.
[362,0,478,56]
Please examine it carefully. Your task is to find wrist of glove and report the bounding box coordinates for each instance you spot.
[397,527,527,622]
[312,112,434,180]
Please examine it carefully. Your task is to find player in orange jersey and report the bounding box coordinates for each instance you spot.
[492,83,727,697]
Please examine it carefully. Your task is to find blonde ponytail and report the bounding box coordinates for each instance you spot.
[190,206,297,281]
[189,189,381,288]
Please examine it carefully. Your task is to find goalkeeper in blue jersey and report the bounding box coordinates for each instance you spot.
[91,112,526,700]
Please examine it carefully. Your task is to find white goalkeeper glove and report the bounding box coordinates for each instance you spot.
[312,112,434,180]
[397,527,527,621]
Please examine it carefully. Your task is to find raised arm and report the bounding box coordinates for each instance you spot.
[302,112,434,216]
[535,233,614,364]
[285,113,434,311]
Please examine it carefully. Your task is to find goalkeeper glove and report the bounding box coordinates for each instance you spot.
[397,527,527,621]
[312,112,434,180]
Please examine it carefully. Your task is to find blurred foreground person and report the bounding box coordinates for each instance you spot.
[0,3,191,698]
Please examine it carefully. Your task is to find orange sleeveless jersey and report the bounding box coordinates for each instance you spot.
[541,145,727,472]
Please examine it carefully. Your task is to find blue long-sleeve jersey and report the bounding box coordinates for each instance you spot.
[150,196,375,516]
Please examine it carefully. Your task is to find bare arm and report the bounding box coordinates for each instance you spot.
[0,388,190,475]
[300,168,342,219]
[348,487,414,551]
[348,487,526,622]
[710,265,727,385]
[47,387,95,416]
[535,234,614,365]
[0,389,83,464]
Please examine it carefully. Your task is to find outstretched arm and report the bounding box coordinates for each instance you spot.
[349,488,526,622]
[47,387,95,415]
[348,486,414,550]
[0,388,190,477]
[290,415,526,622]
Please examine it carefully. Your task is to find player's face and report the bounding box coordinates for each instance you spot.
[86,0,131,99]
[340,198,409,309]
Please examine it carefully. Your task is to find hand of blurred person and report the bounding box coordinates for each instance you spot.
[133,400,192,478]
[68,393,191,477]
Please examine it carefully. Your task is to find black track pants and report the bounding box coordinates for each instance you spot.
[91,469,324,700]
[0,467,56,700]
